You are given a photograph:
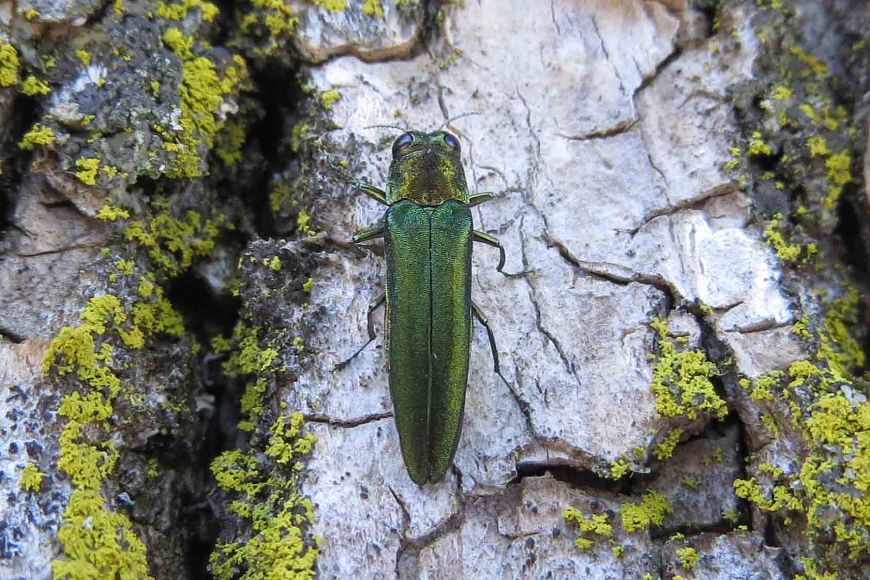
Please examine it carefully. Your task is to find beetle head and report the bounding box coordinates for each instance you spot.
[386,131,469,205]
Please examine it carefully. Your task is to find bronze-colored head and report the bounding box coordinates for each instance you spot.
[385,131,469,205]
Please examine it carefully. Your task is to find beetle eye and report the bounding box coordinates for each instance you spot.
[392,132,414,157]
[442,132,461,152]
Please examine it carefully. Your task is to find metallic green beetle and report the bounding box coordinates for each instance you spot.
[353,130,505,484]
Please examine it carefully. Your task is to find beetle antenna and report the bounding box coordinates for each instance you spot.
[438,111,479,131]
[363,123,409,132]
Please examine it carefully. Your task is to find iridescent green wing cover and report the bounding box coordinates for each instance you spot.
[427,201,472,482]
[384,200,432,483]
[384,200,473,484]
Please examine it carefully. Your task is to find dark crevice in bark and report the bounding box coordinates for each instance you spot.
[726,409,754,532]
[632,46,682,101]
[0,327,25,344]
[0,94,39,240]
[763,516,780,548]
[687,307,757,534]
[509,462,631,495]
[692,0,723,39]
[229,57,304,238]
[83,0,113,28]
[164,271,242,579]
[835,187,870,280]
[835,194,870,373]
[166,272,241,344]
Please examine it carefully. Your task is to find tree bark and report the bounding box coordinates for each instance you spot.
[1,1,868,579]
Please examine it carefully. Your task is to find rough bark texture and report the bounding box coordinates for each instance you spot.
[1,1,868,579]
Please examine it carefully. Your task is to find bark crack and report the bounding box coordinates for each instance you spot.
[557,118,639,142]
[15,243,102,258]
[543,233,683,306]
[303,411,393,429]
[628,182,740,236]
[632,44,682,102]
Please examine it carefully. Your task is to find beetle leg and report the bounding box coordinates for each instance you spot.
[472,302,506,380]
[367,292,385,340]
[334,293,385,371]
[356,182,388,205]
[353,224,385,244]
[472,231,506,272]
[468,192,497,207]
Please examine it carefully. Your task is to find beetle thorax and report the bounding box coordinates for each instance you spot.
[386,137,469,206]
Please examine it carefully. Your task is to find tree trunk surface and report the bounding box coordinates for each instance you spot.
[1,1,868,579]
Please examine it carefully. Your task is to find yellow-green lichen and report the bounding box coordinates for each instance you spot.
[807,135,829,157]
[795,557,838,580]
[53,489,152,579]
[155,0,220,21]
[362,0,383,17]
[19,123,56,150]
[159,28,247,178]
[621,491,672,533]
[114,259,135,276]
[747,131,773,156]
[763,213,817,266]
[213,324,280,431]
[320,89,340,109]
[302,278,314,293]
[791,314,813,340]
[296,210,315,236]
[772,85,792,100]
[44,293,182,578]
[312,0,348,12]
[822,150,851,209]
[682,477,701,491]
[96,205,131,221]
[610,458,632,479]
[676,546,700,570]
[75,158,101,186]
[760,412,780,437]
[265,413,316,465]
[237,0,299,54]
[649,318,727,422]
[74,49,92,65]
[21,75,50,96]
[20,464,45,491]
[0,42,20,87]
[124,210,224,276]
[291,123,311,153]
[563,507,613,550]
[722,508,739,524]
[702,447,724,466]
[210,415,318,579]
[653,428,684,461]
[215,119,247,167]
[439,47,464,70]
[734,290,870,565]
